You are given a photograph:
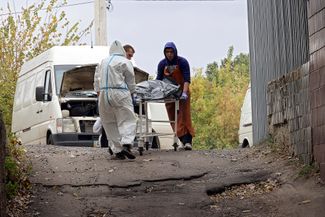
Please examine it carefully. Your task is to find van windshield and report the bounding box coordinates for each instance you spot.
[54,65,79,95]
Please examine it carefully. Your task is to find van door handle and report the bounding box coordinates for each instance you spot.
[39,109,43,113]
[36,110,40,114]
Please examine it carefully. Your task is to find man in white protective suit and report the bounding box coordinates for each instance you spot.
[95,40,137,160]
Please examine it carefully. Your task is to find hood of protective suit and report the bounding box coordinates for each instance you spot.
[109,40,126,57]
[164,42,178,64]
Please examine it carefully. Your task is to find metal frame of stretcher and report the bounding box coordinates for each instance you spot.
[136,98,179,155]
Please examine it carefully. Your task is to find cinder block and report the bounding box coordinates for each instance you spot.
[316,143,325,161]
[320,163,325,182]
[318,125,325,145]
[311,109,317,127]
[313,126,320,145]
[319,106,325,126]
[317,107,324,126]
[320,66,325,86]
[314,144,322,162]
[316,88,321,108]
[319,47,325,68]
[320,86,325,106]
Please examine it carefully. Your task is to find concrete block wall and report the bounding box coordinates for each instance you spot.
[308,0,325,181]
[267,64,312,164]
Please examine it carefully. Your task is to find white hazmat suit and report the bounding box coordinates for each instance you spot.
[95,40,137,155]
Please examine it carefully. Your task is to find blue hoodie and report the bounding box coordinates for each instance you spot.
[156,42,191,83]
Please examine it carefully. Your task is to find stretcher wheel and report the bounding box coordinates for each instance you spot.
[173,143,178,151]
[138,147,144,156]
[145,142,150,151]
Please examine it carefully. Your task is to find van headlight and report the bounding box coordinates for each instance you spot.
[56,118,76,133]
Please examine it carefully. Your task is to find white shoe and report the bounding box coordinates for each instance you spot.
[184,143,192,151]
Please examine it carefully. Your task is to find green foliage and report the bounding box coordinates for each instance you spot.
[298,164,318,178]
[191,47,250,149]
[0,0,91,130]
[5,134,31,199]
[5,181,19,199]
[265,134,279,153]
[0,0,91,201]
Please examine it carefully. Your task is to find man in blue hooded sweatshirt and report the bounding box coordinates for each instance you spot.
[157,42,195,150]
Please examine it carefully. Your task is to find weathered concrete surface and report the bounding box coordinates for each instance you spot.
[25,145,325,217]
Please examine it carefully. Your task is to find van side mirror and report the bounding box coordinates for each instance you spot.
[36,86,45,101]
[36,86,52,102]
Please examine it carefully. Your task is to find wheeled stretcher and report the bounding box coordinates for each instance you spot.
[135,98,180,155]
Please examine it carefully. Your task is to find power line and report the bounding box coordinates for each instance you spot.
[134,0,235,2]
[116,0,236,2]
[0,1,94,17]
[0,0,234,16]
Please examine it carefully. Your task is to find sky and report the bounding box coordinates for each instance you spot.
[0,0,249,76]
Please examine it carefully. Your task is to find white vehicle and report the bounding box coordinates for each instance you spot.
[12,46,173,147]
[147,102,175,150]
[238,84,253,148]
[12,46,109,146]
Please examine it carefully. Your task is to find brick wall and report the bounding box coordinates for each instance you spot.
[308,0,325,181]
[267,64,312,164]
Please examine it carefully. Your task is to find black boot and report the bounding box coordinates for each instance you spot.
[108,147,114,155]
[123,144,132,152]
[121,144,136,159]
[112,152,126,160]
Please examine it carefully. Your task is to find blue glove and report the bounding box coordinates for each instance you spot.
[132,94,137,106]
[180,92,188,100]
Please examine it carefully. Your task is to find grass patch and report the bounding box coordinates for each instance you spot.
[298,164,318,178]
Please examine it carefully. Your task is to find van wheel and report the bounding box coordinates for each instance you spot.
[151,130,160,149]
[47,134,53,145]
[151,136,160,149]
[241,139,249,148]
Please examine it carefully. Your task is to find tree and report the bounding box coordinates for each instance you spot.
[191,47,250,149]
[0,111,6,217]
[0,0,91,129]
[233,53,249,76]
[206,61,218,81]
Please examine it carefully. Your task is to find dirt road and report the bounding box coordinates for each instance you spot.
[24,144,325,217]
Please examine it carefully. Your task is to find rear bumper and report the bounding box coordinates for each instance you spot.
[52,133,99,147]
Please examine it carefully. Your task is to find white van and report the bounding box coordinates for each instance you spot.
[238,83,253,148]
[12,46,109,146]
[147,102,174,150]
[12,46,173,148]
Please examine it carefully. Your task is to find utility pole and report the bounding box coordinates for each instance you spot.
[94,0,108,46]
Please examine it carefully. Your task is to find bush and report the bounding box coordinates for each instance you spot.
[5,134,31,199]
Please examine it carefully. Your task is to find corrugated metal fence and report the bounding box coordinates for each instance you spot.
[247,0,309,144]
